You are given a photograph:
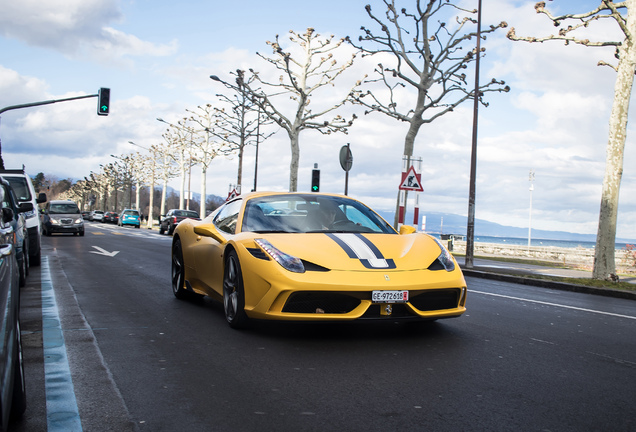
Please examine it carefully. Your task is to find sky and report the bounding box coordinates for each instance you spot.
[0,0,635,240]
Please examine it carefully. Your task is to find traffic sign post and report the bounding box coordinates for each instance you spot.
[339,143,353,195]
[397,157,423,229]
[399,165,423,192]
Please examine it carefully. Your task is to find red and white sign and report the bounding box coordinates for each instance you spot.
[227,188,239,201]
[399,165,424,192]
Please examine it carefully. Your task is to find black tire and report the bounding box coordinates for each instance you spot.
[18,253,27,288]
[10,320,26,421]
[79,230,85,237]
[171,239,188,299]
[23,242,29,278]
[159,225,165,235]
[168,225,175,235]
[30,248,41,267]
[223,250,249,329]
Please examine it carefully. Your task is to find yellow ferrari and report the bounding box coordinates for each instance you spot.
[172,192,467,328]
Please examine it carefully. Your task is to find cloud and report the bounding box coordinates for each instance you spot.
[0,0,177,60]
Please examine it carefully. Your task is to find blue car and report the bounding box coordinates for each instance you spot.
[118,209,140,228]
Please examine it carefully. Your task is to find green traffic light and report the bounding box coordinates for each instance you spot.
[98,87,110,116]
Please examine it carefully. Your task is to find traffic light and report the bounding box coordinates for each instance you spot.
[97,87,110,116]
[311,168,320,192]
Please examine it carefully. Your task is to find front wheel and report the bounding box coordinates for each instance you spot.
[223,250,249,329]
[171,239,188,299]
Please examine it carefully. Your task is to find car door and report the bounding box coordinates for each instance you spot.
[192,199,242,296]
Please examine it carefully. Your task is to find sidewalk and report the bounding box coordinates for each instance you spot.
[459,257,636,301]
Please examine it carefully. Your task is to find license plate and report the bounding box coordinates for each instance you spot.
[372,290,408,303]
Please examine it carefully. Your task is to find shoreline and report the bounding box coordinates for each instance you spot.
[449,240,635,275]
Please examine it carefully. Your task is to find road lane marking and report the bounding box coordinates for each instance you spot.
[89,246,120,257]
[470,289,636,320]
[41,257,83,431]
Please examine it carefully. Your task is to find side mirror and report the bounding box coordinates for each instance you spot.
[399,225,417,235]
[36,192,47,204]
[18,202,34,214]
[193,224,225,243]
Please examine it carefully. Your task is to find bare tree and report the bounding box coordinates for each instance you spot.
[507,0,636,281]
[349,0,509,226]
[160,119,197,210]
[238,28,360,192]
[186,104,232,218]
[211,71,275,192]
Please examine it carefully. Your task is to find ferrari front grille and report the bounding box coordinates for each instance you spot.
[283,292,361,314]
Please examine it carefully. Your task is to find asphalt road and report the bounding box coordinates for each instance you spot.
[12,222,636,431]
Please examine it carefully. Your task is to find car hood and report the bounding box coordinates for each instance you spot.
[248,232,447,272]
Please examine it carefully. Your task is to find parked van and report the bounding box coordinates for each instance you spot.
[0,167,47,266]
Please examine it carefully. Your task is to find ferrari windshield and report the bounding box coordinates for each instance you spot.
[242,194,395,234]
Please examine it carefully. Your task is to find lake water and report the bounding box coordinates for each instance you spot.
[434,235,634,250]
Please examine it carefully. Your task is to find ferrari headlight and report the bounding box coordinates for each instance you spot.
[432,237,456,272]
[255,239,305,273]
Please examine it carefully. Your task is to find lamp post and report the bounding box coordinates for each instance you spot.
[528,170,535,249]
[465,0,482,269]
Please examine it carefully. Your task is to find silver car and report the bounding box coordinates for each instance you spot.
[42,200,85,236]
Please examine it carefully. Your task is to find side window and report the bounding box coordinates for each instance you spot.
[214,199,242,234]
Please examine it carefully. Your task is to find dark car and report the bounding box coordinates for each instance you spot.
[160,209,200,235]
[1,179,32,287]
[103,211,119,224]
[42,200,85,236]
[0,183,27,429]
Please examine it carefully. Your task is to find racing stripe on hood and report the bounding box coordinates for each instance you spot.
[327,233,396,269]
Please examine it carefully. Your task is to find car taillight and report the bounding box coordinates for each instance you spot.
[173,217,178,223]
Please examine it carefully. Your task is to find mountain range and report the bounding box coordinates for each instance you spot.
[405,211,635,244]
[194,191,634,243]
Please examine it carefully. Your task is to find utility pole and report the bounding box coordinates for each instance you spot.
[465,0,482,269]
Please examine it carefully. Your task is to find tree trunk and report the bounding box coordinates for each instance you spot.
[288,128,300,192]
[200,165,207,219]
[147,174,155,229]
[160,179,167,218]
[593,6,636,280]
[393,112,423,227]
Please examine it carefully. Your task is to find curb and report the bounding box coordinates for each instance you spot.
[461,268,636,301]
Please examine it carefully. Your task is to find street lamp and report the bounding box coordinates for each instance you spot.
[528,170,535,249]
